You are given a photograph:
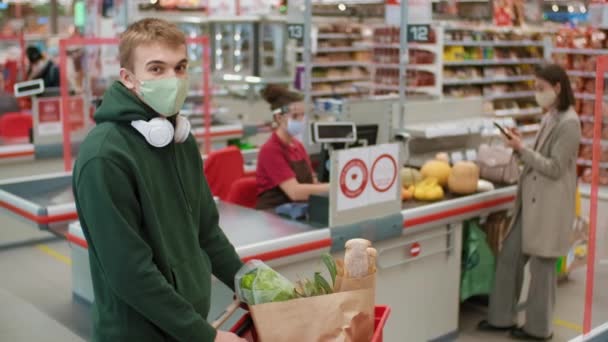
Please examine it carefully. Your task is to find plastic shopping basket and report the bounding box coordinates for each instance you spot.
[229,305,391,342]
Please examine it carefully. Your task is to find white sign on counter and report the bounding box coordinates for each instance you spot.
[335,143,400,212]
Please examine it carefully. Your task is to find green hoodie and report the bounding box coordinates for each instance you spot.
[73,81,243,342]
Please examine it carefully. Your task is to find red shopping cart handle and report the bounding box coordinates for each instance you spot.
[235,316,254,337]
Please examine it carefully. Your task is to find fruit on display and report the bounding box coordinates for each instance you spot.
[401,185,415,201]
[421,160,452,186]
[447,161,480,195]
[400,167,422,187]
[476,179,495,192]
[414,178,445,201]
[435,152,450,164]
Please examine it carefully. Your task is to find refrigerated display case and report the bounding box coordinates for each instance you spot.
[152,15,289,82]
[212,21,255,76]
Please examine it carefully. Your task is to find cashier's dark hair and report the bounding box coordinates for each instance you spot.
[534,64,575,112]
[260,84,303,112]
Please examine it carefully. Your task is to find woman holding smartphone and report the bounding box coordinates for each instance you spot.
[478,64,581,341]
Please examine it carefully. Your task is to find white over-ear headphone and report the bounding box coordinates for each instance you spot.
[130,115,191,148]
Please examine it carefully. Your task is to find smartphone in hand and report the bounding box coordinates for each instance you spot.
[493,122,511,140]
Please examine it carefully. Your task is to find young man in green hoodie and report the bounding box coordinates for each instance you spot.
[73,18,245,342]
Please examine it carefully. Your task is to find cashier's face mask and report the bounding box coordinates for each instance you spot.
[131,74,190,117]
[287,118,305,137]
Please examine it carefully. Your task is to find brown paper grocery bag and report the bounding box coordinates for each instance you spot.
[335,273,376,293]
[249,288,375,342]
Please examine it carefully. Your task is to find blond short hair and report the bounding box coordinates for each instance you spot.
[119,18,186,71]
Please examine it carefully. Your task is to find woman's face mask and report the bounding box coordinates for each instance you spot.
[535,89,557,109]
[277,102,306,137]
[287,118,305,137]
[534,78,559,110]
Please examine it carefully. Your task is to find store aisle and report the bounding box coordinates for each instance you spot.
[0,159,605,342]
[0,233,600,342]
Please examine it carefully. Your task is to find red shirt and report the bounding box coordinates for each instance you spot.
[256,132,313,195]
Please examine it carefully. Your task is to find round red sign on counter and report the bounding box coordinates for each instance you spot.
[370,153,398,193]
[410,242,421,257]
[339,158,368,199]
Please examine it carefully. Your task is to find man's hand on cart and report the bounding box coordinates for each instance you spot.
[215,330,247,342]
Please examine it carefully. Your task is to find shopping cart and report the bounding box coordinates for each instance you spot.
[228,305,391,342]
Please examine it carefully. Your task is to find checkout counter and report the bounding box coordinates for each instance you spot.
[0,82,251,164]
[0,97,519,341]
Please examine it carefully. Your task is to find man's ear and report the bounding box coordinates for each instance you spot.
[119,68,136,90]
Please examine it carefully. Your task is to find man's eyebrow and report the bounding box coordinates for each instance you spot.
[145,60,167,66]
[177,59,188,65]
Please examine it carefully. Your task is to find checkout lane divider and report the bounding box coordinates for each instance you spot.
[0,144,35,159]
[34,239,589,335]
[67,232,333,264]
[0,199,78,224]
[403,195,516,228]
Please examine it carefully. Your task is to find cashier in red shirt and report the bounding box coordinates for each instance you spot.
[256,85,329,210]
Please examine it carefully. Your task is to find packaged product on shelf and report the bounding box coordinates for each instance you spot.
[580,145,593,161]
[554,53,571,70]
[583,80,595,94]
[581,168,608,185]
[582,122,594,139]
[571,77,584,93]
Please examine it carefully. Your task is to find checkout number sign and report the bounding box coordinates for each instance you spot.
[336,143,400,212]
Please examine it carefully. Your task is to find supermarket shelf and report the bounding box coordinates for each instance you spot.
[444,58,544,66]
[407,64,438,73]
[181,107,229,116]
[310,88,363,96]
[187,89,229,97]
[484,91,535,100]
[578,183,608,200]
[311,76,369,83]
[432,0,490,3]
[405,117,515,138]
[317,33,362,39]
[368,42,439,54]
[444,40,544,47]
[355,82,439,94]
[552,48,608,55]
[575,93,608,101]
[309,46,369,53]
[307,61,371,68]
[493,107,543,117]
[519,123,541,134]
[580,138,608,147]
[410,43,441,53]
[443,75,534,86]
[408,86,440,93]
[577,159,608,168]
[580,115,608,124]
[567,70,598,78]
[372,63,437,73]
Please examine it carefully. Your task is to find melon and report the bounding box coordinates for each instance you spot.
[477,179,495,192]
[420,160,452,186]
[435,152,450,164]
[448,161,480,195]
[400,167,422,187]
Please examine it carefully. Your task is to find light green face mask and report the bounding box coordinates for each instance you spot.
[138,76,189,117]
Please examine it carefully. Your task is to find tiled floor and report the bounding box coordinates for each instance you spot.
[1,158,606,341]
